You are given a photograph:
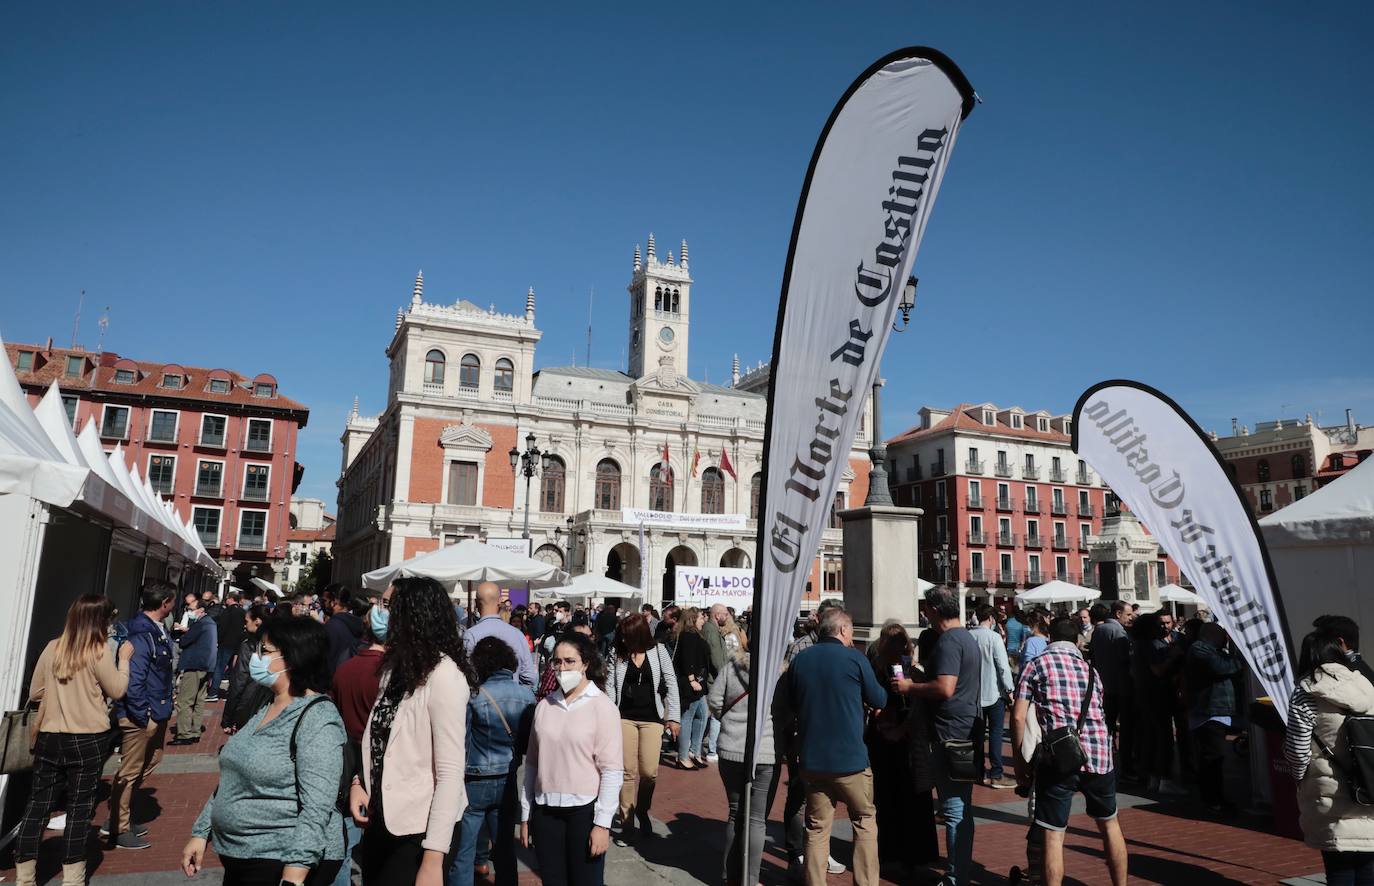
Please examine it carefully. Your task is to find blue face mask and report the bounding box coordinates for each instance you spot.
[248,652,284,688]
[370,606,389,642]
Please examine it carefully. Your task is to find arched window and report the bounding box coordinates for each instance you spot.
[654,287,663,311]
[595,459,621,510]
[1291,453,1307,478]
[424,350,446,386]
[650,463,674,512]
[750,473,762,520]
[1257,458,1271,482]
[460,354,480,389]
[701,467,724,514]
[671,289,680,312]
[540,456,565,513]
[494,358,514,394]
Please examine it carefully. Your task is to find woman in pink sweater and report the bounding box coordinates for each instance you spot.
[520,632,624,886]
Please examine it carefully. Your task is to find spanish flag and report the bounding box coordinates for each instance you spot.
[691,447,701,478]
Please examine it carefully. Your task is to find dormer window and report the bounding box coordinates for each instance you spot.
[1010,414,1024,429]
[1037,417,1049,432]
[114,369,136,385]
[1063,419,1073,436]
[253,382,275,398]
[15,351,33,372]
[65,355,84,378]
[207,378,230,394]
[982,410,995,426]
[160,372,183,389]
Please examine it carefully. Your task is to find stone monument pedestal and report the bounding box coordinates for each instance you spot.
[838,505,923,644]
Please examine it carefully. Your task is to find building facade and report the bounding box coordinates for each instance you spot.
[6,342,309,585]
[334,237,872,609]
[1211,411,1373,516]
[284,497,336,591]
[885,403,1182,605]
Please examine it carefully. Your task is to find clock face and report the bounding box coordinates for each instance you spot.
[658,326,675,344]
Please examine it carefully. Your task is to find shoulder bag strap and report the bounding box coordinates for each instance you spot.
[290,696,334,813]
[1076,661,1096,731]
[479,687,515,739]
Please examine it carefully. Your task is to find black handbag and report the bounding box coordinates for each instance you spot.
[1040,664,1095,778]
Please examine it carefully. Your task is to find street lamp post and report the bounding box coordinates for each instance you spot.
[863,276,918,507]
[509,432,549,541]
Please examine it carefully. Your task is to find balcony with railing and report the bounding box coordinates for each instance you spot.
[1082,572,1100,589]
[1078,502,1095,517]
[1052,535,1070,550]
[1076,537,1091,552]
[997,531,1017,547]
[1022,465,1041,480]
[966,494,984,509]
[932,462,948,478]
[1060,570,1075,583]
[198,430,226,449]
[238,533,266,551]
[906,465,923,482]
[1051,501,1068,515]
[965,459,985,475]
[966,530,987,545]
[1049,468,1066,483]
[994,462,1013,478]
[422,381,444,395]
[194,480,223,499]
[1076,470,1091,485]
[197,529,219,547]
[492,388,514,402]
[997,570,1017,586]
[242,485,269,502]
[245,436,272,453]
[1023,498,1041,514]
[1026,571,1044,585]
[151,479,174,496]
[996,496,1015,512]
[147,425,177,444]
[966,569,988,584]
[1025,533,1044,549]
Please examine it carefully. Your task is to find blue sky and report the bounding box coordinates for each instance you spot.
[3,2,1372,505]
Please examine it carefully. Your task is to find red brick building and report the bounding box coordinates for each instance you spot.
[6,342,309,584]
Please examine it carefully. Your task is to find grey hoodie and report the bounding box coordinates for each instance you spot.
[707,654,776,765]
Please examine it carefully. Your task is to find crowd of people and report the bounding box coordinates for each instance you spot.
[11,580,1374,886]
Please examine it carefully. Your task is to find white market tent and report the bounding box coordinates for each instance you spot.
[1158,583,1205,606]
[535,572,644,604]
[916,577,936,594]
[1016,579,1101,606]
[362,538,569,594]
[1260,455,1374,652]
[251,576,285,599]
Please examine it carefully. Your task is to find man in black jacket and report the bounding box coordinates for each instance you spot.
[210,591,244,701]
[321,584,364,675]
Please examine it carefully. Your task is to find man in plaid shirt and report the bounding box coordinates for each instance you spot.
[1013,616,1128,886]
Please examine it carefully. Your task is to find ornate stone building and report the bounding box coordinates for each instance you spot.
[333,236,872,609]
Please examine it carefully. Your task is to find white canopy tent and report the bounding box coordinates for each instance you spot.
[916,577,935,594]
[1016,579,1101,606]
[534,572,644,604]
[1260,455,1374,653]
[1158,583,1205,606]
[362,539,569,594]
[251,576,285,599]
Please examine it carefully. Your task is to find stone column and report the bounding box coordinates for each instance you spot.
[839,505,923,644]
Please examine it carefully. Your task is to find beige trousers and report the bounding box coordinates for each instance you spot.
[619,719,665,824]
[174,671,207,738]
[109,717,168,832]
[803,768,878,886]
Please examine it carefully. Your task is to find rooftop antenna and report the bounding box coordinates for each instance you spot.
[96,307,110,354]
[71,289,85,348]
[586,288,594,368]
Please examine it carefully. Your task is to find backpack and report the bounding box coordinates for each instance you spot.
[289,696,354,813]
[1316,714,1374,806]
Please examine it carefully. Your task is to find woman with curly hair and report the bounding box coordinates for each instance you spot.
[351,577,477,886]
[520,631,623,886]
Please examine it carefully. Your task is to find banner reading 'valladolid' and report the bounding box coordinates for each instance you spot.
[1073,381,1295,722]
[747,49,976,760]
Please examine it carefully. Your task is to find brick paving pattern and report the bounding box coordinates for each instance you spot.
[1,702,1324,885]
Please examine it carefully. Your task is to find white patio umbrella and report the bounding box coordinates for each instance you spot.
[251,576,284,599]
[362,539,568,594]
[1016,579,1101,606]
[1158,583,1205,606]
[534,572,643,604]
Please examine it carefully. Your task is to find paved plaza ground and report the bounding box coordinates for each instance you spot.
[1,703,1329,885]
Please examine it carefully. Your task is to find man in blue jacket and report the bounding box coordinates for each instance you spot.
[777,605,887,886]
[171,595,217,746]
[106,584,176,849]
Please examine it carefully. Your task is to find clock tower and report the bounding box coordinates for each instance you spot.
[627,233,692,379]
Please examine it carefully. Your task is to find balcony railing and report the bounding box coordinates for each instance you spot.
[997,532,1017,546]
[1079,503,1095,517]
[965,459,985,475]
[1024,499,1041,514]
[907,465,923,481]
[1052,535,1070,550]
[242,486,269,502]
[147,426,177,444]
[997,570,1017,585]
[1025,533,1044,549]
[967,530,987,545]
[1060,570,1074,583]
[1049,468,1066,483]
[966,494,984,509]
[1026,571,1044,586]
[492,388,513,402]
[1051,502,1068,515]
[996,496,1015,511]
[100,422,129,441]
[197,530,219,546]
[151,480,173,496]
[1082,573,1100,589]
[934,496,948,510]
[967,570,988,584]
[199,430,226,448]
[238,534,266,551]
[994,462,1013,478]
[1076,470,1091,485]
[422,381,444,395]
[195,482,222,498]
[932,463,948,478]
[1022,465,1041,480]
[245,437,272,453]
[1076,538,1091,552]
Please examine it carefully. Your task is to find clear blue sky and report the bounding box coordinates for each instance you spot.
[3,3,1372,505]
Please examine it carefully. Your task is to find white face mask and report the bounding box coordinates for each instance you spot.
[556,669,583,695]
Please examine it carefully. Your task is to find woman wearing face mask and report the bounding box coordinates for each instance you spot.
[520,631,624,886]
[223,604,272,733]
[15,595,133,886]
[183,616,347,886]
[327,589,390,886]
[352,577,475,886]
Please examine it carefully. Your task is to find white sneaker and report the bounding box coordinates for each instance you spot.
[706,752,719,762]
[827,856,846,874]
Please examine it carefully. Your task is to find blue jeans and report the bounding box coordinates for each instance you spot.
[982,698,1006,780]
[331,815,362,886]
[448,775,517,886]
[210,647,233,698]
[678,697,708,760]
[932,744,975,886]
[1323,850,1374,886]
[706,715,721,755]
